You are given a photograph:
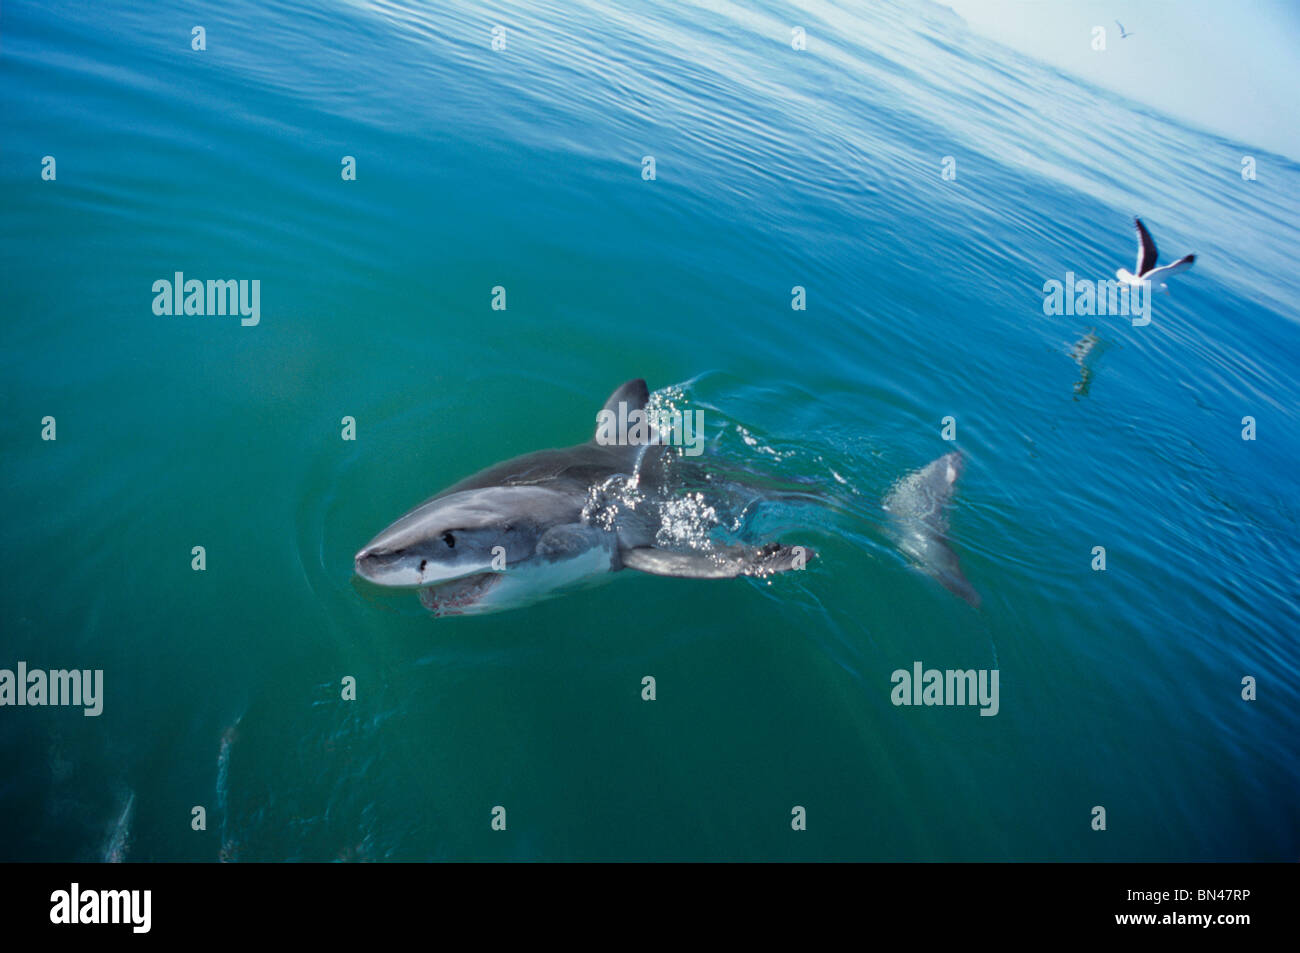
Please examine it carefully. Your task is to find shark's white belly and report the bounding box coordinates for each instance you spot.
[422,533,619,616]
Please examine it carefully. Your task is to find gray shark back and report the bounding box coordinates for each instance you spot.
[437,442,633,498]
[435,378,657,499]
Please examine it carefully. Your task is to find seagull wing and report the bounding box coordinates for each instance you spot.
[1144,254,1195,283]
[1134,218,1158,275]
[1116,20,1125,30]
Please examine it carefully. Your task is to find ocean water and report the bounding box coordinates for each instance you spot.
[2,0,1297,862]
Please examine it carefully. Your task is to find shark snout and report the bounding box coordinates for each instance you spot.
[354,546,376,567]
[353,546,383,581]
[354,545,418,586]
[354,540,493,589]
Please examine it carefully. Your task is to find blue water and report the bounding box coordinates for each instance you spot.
[2,0,1297,861]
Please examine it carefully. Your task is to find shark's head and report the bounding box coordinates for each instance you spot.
[354,486,559,589]
[355,484,613,616]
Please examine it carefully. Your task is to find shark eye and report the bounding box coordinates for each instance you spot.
[442,532,456,549]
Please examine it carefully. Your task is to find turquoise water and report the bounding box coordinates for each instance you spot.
[2,0,1297,861]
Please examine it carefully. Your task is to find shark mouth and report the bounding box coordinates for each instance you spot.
[418,573,500,616]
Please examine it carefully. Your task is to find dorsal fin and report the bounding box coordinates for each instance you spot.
[593,379,650,439]
[600,379,649,415]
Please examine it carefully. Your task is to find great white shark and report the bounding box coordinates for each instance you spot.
[354,379,814,616]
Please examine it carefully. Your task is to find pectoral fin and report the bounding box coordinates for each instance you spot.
[621,542,814,579]
[536,524,617,565]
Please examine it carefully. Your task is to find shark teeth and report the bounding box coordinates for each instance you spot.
[418,573,500,616]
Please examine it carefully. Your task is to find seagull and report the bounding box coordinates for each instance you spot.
[1117,218,1195,293]
[1115,20,1134,38]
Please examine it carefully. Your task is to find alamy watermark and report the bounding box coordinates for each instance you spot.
[50,883,150,933]
[0,662,103,716]
[891,661,999,716]
[595,401,704,457]
[152,272,260,326]
[1042,272,1151,326]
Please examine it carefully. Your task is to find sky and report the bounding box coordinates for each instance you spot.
[941,0,1300,160]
